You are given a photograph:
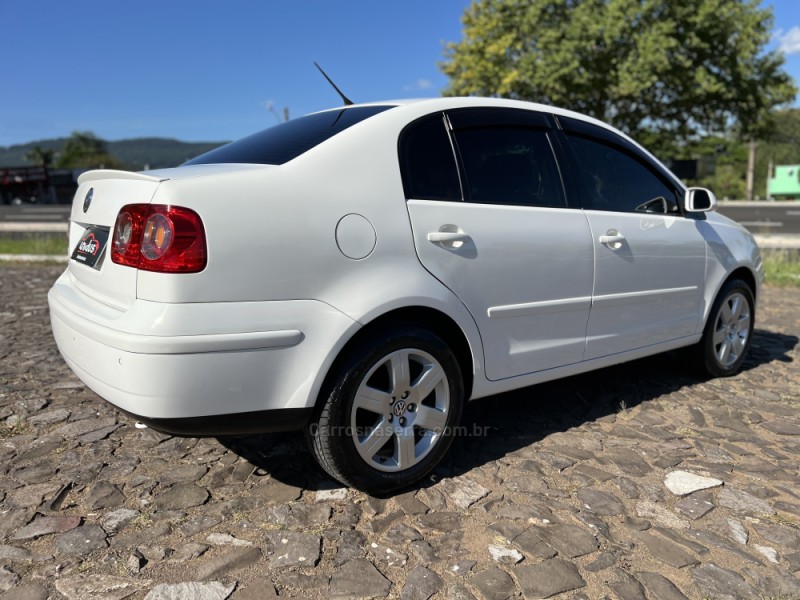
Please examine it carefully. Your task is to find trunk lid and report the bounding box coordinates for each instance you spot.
[66,170,166,310]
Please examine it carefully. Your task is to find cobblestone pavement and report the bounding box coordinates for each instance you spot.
[1,265,799,600]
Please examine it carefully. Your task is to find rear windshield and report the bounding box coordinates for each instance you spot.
[185,105,393,166]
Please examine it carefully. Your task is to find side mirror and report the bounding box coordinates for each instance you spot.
[684,187,717,212]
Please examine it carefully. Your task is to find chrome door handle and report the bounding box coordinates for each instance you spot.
[427,231,470,243]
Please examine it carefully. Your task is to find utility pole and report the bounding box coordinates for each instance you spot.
[746,139,756,201]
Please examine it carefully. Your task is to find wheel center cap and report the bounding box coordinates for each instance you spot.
[392,401,406,417]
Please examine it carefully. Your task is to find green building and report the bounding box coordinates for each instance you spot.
[767,165,800,200]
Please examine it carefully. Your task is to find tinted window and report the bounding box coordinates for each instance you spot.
[185,105,393,166]
[399,114,461,201]
[567,134,679,214]
[454,127,565,207]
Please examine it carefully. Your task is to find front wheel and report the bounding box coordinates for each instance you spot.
[696,279,755,377]
[306,326,464,494]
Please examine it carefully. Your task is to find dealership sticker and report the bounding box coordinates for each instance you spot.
[71,226,109,270]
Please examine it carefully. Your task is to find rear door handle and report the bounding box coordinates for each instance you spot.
[427,231,470,244]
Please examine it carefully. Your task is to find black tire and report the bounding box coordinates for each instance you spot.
[695,278,755,377]
[306,325,464,494]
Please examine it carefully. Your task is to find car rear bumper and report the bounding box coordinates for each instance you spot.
[48,270,358,426]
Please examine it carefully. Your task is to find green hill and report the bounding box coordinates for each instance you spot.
[0,137,228,170]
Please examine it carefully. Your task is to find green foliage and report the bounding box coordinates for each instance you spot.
[23,146,54,168]
[56,131,123,169]
[0,233,67,256]
[441,0,796,150]
[1,137,227,170]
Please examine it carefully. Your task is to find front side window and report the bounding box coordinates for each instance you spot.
[453,127,566,208]
[185,105,393,166]
[566,134,679,214]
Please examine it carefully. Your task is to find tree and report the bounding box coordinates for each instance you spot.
[440,0,796,154]
[56,131,123,169]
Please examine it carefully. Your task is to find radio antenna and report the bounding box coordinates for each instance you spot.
[314,62,354,106]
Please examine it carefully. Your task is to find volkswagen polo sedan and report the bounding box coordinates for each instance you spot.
[49,98,761,493]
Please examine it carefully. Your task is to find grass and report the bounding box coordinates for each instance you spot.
[762,249,800,287]
[0,233,68,256]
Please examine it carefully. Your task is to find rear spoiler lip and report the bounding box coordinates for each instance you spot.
[77,169,169,185]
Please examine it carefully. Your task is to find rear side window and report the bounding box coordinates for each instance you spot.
[454,127,566,208]
[399,114,461,201]
[185,105,393,166]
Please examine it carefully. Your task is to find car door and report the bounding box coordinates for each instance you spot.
[401,108,594,380]
[557,117,706,360]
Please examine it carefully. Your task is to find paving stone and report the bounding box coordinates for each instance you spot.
[88,481,126,509]
[4,482,62,509]
[684,529,762,565]
[335,529,367,566]
[726,519,749,545]
[111,522,172,549]
[607,577,647,600]
[231,578,279,599]
[632,531,699,568]
[753,523,800,550]
[674,494,715,520]
[571,464,615,482]
[785,550,800,572]
[445,583,478,600]
[599,446,651,477]
[180,514,222,537]
[511,528,557,559]
[488,544,523,564]
[11,514,81,540]
[101,508,139,534]
[652,527,710,556]
[329,558,392,600]
[195,546,262,579]
[399,565,443,600]
[266,503,331,529]
[394,491,429,515]
[55,524,108,555]
[369,542,408,567]
[761,420,800,435]
[469,566,516,600]
[276,571,329,591]
[445,478,490,510]
[0,565,19,592]
[382,523,423,545]
[169,542,210,562]
[55,574,151,599]
[417,511,462,532]
[717,487,776,516]
[636,500,687,529]
[0,582,49,600]
[536,524,598,557]
[754,544,780,563]
[158,465,209,486]
[144,581,236,600]
[206,532,253,546]
[663,471,723,496]
[249,478,303,503]
[514,558,586,598]
[691,563,759,600]
[49,416,117,439]
[584,551,617,572]
[634,572,689,600]
[154,483,209,510]
[266,530,321,568]
[577,488,625,516]
[315,486,348,502]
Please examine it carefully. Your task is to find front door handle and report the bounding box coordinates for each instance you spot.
[599,230,625,249]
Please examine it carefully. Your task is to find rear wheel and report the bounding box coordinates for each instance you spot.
[696,279,754,377]
[306,326,463,494]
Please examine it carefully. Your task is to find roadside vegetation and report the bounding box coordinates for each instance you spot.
[762,249,800,287]
[0,233,67,256]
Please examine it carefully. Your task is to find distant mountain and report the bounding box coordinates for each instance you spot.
[0,137,228,170]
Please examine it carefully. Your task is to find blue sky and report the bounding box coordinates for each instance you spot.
[4,0,800,147]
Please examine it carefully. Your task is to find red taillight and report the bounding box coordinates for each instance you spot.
[111,204,206,273]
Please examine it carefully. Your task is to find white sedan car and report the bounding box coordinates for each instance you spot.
[49,98,761,493]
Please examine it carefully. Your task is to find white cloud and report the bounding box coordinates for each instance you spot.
[776,26,800,55]
[403,78,434,92]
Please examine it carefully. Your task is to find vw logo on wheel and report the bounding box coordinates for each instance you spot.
[83,188,94,213]
[392,401,406,417]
